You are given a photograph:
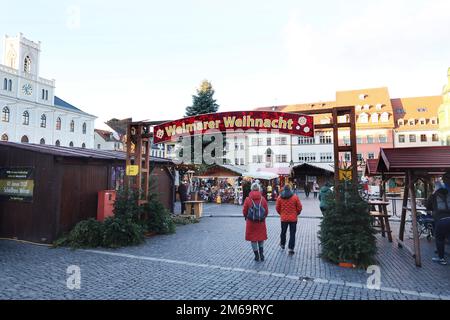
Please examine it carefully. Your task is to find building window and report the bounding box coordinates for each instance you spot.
[97,144,101,150]
[55,140,60,146]
[398,135,405,143]
[368,153,375,160]
[22,111,29,125]
[40,114,46,128]
[398,119,404,126]
[409,134,416,143]
[39,138,45,145]
[266,138,271,146]
[275,136,287,145]
[69,141,74,147]
[235,158,239,165]
[376,104,383,111]
[432,134,439,142]
[367,135,374,144]
[344,153,351,162]
[2,107,10,122]
[252,155,263,163]
[21,135,29,143]
[1,133,8,141]
[81,122,86,134]
[408,119,415,125]
[299,153,316,162]
[42,89,45,100]
[357,153,363,161]
[420,134,427,142]
[358,113,368,123]
[24,56,31,73]
[357,137,362,144]
[276,155,288,163]
[8,79,12,91]
[298,136,314,144]
[240,158,244,166]
[431,118,438,125]
[417,107,427,112]
[252,138,263,146]
[56,117,62,130]
[343,136,350,145]
[379,134,387,143]
[319,153,333,162]
[45,90,48,100]
[419,118,426,125]
[70,120,75,132]
[319,134,332,144]
[240,143,244,150]
[380,112,389,122]
[3,78,6,90]
[371,113,379,123]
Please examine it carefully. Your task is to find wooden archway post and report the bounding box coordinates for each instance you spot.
[408,170,422,267]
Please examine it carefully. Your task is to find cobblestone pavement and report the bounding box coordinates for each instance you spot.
[1,198,449,300]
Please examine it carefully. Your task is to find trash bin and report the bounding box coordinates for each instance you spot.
[97,190,116,221]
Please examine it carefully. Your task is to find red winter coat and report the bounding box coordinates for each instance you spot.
[242,191,269,242]
[276,193,302,222]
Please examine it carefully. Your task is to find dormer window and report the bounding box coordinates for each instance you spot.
[397,119,404,126]
[355,105,362,111]
[430,117,438,125]
[320,117,331,124]
[371,113,379,123]
[24,56,31,73]
[417,107,427,112]
[408,119,415,125]
[359,94,368,100]
[419,118,426,125]
[358,113,368,123]
[363,104,370,111]
[380,112,389,123]
[376,104,383,111]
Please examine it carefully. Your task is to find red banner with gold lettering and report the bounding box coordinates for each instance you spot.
[153,111,314,144]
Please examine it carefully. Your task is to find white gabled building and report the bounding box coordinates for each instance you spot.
[0,33,96,148]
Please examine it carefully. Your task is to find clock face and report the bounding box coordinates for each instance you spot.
[22,83,32,95]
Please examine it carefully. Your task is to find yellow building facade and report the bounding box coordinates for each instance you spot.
[438,68,450,145]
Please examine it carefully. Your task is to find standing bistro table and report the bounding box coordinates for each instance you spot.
[368,200,393,242]
[184,201,204,219]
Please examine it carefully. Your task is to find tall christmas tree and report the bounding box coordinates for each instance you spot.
[318,179,377,267]
[185,80,219,116]
[182,80,225,165]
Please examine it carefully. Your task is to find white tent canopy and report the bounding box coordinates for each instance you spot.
[242,171,278,180]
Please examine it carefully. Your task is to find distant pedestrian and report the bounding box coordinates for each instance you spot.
[313,182,320,199]
[304,182,311,198]
[276,184,303,255]
[426,171,450,265]
[178,181,189,214]
[243,183,269,262]
[319,182,333,215]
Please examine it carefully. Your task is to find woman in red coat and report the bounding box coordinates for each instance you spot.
[243,183,269,261]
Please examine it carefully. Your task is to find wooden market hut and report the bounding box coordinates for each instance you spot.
[376,146,450,267]
[291,163,334,187]
[0,142,175,244]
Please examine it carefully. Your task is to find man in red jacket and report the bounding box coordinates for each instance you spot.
[276,184,302,255]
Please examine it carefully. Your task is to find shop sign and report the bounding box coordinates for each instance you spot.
[0,167,34,202]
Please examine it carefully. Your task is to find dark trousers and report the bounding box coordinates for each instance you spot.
[280,221,297,250]
[313,192,318,198]
[435,218,450,259]
[181,201,186,214]
[305,191,310,198]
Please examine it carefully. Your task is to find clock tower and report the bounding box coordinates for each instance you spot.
[3,33,41,77]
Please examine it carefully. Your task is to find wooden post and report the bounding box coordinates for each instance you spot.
[399,173,409,242]
[332,108,340,184]
[408,170,422,267]
[349,106,358,185]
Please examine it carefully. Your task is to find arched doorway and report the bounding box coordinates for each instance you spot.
[69,141,74,147]
[1,133,8,141]
[55,140,61,146]
[21,135,29,143]
[39,138,45,145]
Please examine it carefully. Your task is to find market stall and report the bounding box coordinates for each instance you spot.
[193,164,245,204]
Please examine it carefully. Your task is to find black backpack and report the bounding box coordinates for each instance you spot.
[247,199,266,222]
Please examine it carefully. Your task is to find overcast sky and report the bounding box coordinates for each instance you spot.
[1,0,449,128]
